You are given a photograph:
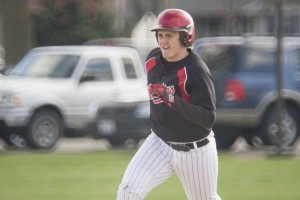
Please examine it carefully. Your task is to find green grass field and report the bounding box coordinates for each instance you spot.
[0,150,299,200]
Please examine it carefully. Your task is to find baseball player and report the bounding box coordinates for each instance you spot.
[117,9,221,200]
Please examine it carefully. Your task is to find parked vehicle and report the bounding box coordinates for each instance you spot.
[0,46,147,149]
[194,36,300,149]
[83,37,157,63]
[91,100,150,148]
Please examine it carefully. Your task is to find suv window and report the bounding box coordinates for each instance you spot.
[10,54,79,78]
[241,45,276,73]
[197,44,276,74]
[122,57,137,79]
[83,58,113,81]
[296,49,300,74]
[197,44,238,74]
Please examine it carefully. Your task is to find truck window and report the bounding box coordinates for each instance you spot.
[83,58,113,81]
[10,54,79,78]
[122,57,137,79]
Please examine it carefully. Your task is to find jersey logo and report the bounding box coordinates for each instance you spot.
[149,84,175,105]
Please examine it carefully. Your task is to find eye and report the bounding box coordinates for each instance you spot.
[157,34,163,39]
[166,34,174,38]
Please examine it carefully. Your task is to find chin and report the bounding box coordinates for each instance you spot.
[162,52,172,59]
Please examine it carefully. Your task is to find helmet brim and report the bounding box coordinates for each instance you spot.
[151,27,189,32]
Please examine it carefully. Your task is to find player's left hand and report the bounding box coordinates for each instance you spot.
[148,83,174,107]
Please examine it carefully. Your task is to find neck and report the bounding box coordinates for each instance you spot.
[165,48,189,62]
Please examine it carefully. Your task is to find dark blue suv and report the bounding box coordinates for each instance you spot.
[194,36,300,149]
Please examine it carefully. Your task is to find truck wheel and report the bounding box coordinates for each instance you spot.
[215,134,237,149]
[259,104,299,146]
[26,109,63,149]
[124,138,139,149]
[2,132,27,148]
[108,138,125,147]
[213,126,238,149]
[108,138,138,149]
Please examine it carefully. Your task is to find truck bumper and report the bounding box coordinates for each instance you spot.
[0,107,31,127]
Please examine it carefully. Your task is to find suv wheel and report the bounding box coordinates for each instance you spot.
[259,104,299,146]
[26,109,63,149]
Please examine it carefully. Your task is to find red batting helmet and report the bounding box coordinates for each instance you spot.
[151,9,195,46]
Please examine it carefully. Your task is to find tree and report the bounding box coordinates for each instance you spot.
[32,0,117,46]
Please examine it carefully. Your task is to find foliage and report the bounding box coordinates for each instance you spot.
[32,0,118,46]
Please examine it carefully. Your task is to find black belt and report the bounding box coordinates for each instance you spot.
[166,138,209,152]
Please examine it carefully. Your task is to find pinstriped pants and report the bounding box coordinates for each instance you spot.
[116,131,221,200]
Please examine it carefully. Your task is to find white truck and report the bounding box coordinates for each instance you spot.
[0,46,148,149]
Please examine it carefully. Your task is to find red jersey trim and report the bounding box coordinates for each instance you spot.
[178,67,192,103]
[145,57,156,74]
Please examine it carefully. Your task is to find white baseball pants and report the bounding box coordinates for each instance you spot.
[116,131,221,200]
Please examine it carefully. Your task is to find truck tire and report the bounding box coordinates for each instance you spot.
[259,104,299,146]
[213,126,238,149]
[2,132,27,148]
[108,138,139,149]
[25,109,63,149]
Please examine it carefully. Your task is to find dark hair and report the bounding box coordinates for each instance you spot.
[154,31,190,47]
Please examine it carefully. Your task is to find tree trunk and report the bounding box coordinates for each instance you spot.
[2,0,33,66]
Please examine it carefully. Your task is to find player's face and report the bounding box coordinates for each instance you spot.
[157,30,188,62]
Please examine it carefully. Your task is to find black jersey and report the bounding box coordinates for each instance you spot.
[145,48,216,142]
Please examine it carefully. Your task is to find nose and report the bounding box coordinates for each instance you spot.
[159,36,168,45]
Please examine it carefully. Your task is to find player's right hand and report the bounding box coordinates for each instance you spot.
[148,83,174,107]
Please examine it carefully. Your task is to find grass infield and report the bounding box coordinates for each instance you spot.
[0,150,299,200]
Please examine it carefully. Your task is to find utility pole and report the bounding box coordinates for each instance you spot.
[274,0,284,154]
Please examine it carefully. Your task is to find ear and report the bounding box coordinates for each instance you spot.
[180,32,189,47]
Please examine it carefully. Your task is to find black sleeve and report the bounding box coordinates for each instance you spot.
[171,67,216,129]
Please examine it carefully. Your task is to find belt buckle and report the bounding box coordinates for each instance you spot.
[170,143,190,152]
